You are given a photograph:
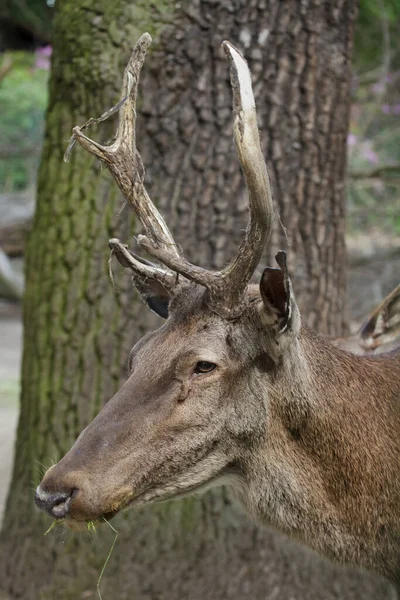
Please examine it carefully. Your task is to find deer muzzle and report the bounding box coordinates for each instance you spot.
[34,486,74,519]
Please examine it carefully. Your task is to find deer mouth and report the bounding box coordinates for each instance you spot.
[62,498,131,530]
[62,483,210,529]
[64,508,120,531]
[51,465,242,532]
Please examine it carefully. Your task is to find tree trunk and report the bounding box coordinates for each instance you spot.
[0,0,393,599]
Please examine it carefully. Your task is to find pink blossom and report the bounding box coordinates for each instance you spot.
[347,133,358,147]
[363,148,379,165]
[372,81,385,94]
[37,45,52,57]
[35,46,52,70]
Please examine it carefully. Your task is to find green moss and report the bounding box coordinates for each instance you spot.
[126,0,176,40]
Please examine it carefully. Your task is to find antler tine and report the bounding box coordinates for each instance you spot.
[108,238,176,291]
[219,42,273,307]
[69,33,180,257]
[137,41,273,313]
[68,34,273,317]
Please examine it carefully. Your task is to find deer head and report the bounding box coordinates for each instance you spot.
[34,34,300,525]
[33,35,400,586]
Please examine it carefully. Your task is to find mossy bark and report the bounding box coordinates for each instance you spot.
[0,0,393,598]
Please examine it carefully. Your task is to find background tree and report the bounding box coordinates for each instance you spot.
[0,0,394,598]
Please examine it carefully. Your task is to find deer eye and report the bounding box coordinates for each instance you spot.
[194,361,216,374]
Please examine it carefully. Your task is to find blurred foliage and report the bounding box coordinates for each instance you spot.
[0,0,53,50]
[0,51,49,192]
[0,0,399,237]
[347,0,400,235]
[355,0,400,72]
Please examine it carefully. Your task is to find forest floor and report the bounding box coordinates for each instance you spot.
[0,233,400,524]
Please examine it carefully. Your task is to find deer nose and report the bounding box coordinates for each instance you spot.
[34,486,74,518]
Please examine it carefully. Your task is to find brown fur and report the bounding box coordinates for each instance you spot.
[37,282,400,582]
[34,35,400,589]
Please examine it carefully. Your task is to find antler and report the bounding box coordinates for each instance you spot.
[333,283,400,355]
[108,238,177,293]
[68,34,178,258]
[219,41,273,307]
[67,34,274,316]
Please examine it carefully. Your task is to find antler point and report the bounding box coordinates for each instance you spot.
[141,32,152,43]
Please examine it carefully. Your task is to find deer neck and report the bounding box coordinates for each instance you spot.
[241,327,400,577]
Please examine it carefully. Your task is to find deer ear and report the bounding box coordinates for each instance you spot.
[259,251,300,335]
[133,276,171,319]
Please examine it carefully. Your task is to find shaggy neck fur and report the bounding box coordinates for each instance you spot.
[242,327,400,580]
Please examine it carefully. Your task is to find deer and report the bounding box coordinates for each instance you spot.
[34,33,400,589]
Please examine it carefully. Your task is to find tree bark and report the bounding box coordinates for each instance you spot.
[1,0,393,599]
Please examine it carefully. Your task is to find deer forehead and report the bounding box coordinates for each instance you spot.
[132,313,262,377]
[132,317,228,367]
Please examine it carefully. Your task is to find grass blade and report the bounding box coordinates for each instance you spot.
[97,518,119,600]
